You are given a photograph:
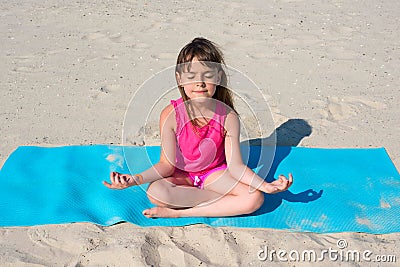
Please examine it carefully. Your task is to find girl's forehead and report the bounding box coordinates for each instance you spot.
[180,60,219,73]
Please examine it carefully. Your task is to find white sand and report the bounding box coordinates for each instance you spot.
[1,0,399,266]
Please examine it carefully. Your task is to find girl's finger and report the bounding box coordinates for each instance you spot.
[112,172,120,185]
[116,174,124,185]
[120,175,127,185]
[280,178,289,189]
[103,181,113,188]
[279,175,288,183]
[279,174,288,181]
[126,175,134,184]
[288,173,294,185]
[110,172,116,184]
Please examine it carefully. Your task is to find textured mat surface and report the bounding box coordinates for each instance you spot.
[0,145,399,233]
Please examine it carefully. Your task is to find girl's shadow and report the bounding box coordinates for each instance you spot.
[240,119,323,215]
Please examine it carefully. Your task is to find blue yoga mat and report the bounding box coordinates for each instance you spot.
[0,145,399,233]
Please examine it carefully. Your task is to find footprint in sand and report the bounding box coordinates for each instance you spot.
[168,237,212,264]
[318,96,387,122]
[326,97,358,121]
[28,228,57,249]
[141,233,162,266]
[144,229,213,265]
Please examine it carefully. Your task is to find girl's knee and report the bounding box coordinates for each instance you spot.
[147,194,167,207]
[146,181,171,206]
[245,190,264,214]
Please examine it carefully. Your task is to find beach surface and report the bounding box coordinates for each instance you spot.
[1,0,399,266]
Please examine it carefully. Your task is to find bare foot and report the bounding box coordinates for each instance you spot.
[142,207,180,218]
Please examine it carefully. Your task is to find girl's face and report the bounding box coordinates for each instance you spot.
[176,57,221,100]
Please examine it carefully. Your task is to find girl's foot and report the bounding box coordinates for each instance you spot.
[142,207,180,218]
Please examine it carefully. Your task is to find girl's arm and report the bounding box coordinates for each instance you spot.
[224,112,293,193]
[139,104,177,182]
[104,105,176,189]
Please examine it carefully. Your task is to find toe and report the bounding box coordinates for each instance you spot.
[142,209,151,217]
[143,208,157,218]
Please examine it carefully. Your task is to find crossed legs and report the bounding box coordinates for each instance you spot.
[143,169,264,218]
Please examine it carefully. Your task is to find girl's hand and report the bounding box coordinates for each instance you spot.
[263,173,293,194]
[103,172,139,189]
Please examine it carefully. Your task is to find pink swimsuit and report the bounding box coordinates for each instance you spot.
[171,98,227,189]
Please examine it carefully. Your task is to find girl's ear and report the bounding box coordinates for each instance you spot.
[217,70,223,85]
[175,72,182,86]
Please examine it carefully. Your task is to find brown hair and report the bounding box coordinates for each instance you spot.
[175,37,237,128]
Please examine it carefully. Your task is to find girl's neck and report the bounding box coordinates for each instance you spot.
[186,98,216,117]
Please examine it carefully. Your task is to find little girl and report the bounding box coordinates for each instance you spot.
[103,37,293,218]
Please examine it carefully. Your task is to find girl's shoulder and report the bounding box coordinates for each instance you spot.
[225,109,239,121]
[160,103,176,121]
[224,110,240,132]
[160,103,177,132]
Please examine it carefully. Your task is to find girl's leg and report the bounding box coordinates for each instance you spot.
[145,175,222,209]
[143,170,264,218]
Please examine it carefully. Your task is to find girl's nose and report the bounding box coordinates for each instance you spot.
[197,81,206,87]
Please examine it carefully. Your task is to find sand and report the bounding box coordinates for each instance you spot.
[1,0,399,266]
